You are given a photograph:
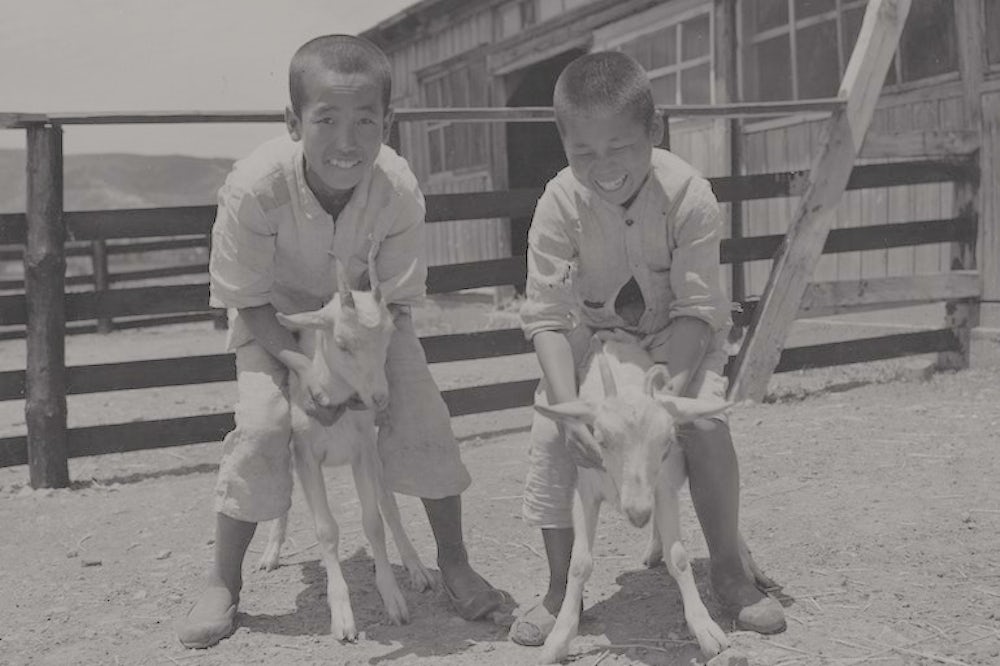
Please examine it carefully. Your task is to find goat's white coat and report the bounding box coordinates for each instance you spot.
[257,266,433,641]
[534,330,731,664]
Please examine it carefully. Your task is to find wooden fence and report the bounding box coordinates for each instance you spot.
[0,101,982,487]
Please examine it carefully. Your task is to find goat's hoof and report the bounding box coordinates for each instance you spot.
[256,546,281,572]
[642,542,663,568]
[405,560,435,592]
[377,575,410,625]
[537,640,568,665]
[692,620,730,659]
[330,601,358,642]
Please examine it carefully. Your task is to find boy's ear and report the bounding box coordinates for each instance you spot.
[285,106,302,142]
[381,107,395,144]
[650,110,665,147]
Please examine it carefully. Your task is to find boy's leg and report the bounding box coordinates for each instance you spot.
[651,326,785,634]
[178,342,295,648]
[510,381,578,646]
[679,420,783,631]
[422,495,508,619]
[377,311,504,620]
[180,515,256,647]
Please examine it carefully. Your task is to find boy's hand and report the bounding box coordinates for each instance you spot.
[564,421,604,470]
[298,367,345,426]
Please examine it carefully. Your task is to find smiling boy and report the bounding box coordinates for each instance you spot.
[177,35,505,649]
[509,51,786,645]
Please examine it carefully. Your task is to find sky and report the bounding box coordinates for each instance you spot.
[0,0,417,158]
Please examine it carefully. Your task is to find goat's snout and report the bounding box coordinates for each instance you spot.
[624,504,652,528]
[373,390,389,412]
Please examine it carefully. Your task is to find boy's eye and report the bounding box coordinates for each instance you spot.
[317,117,336,125]
[358,117,376,126]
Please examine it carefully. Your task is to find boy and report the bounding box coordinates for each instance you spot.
[509,51,785,646]
[177,34,505,649]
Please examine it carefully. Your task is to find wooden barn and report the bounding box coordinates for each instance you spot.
[362,0,1000,326]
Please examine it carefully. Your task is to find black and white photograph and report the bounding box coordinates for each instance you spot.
[1,1,999,664]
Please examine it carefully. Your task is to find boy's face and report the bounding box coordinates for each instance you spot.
[559,109,663,207]
[286,67,392,198]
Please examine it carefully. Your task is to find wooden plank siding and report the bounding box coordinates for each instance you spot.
[738,84,971,296]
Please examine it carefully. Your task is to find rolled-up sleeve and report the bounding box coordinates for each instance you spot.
[374,189,427,307]
[520,190,578,339]
[209,181,276,310]
[668,177,729,330]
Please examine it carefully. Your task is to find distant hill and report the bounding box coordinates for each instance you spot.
[0,149,234,213]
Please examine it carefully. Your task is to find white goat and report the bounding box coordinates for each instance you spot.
[534,330,733,664]
[256,259,434,641]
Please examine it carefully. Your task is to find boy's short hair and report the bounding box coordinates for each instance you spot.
[553,51,656,132]
[289,34,392,116]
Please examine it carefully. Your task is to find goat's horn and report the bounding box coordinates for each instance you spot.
[644,365,671,396]
[598,354,618,397]
[334,256,354,310]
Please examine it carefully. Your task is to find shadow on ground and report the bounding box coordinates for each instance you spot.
[240,548,514,662]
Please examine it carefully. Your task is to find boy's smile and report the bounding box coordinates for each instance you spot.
[286,69,392,212]
[559,110,663,207]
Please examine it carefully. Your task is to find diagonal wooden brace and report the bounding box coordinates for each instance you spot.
[727,0,912,403]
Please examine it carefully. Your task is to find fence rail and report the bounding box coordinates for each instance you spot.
[0,104,983,484]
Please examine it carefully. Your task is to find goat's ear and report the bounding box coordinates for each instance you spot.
[644,365,671,396]
[654,394,733,424]
[534,401,596,425]
[276,310,328,331]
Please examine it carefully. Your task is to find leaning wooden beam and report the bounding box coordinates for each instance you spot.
[727,0,912,402]
[24,126,69,488]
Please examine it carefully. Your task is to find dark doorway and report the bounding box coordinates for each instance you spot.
[505,48,585,293]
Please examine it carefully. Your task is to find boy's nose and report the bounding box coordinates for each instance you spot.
[333,126,357,150]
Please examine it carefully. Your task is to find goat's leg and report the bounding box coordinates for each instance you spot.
[655,470,728,658]
[256,513,288,572]
[378,486,435,591]
[538,488,601,665]
[353,446,409,625]
[293,449,357,641]
[642,519,663,568]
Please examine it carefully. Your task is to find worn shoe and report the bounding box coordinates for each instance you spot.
[442,575,510,621]
[176,595,238,649]
[508,602,559,646]
[729,595,786,634]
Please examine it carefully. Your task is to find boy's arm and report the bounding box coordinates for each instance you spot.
[666,177,730,396]
[372,189,427,308]
[662,317,711,397]
[522,190,602,468]
[209,183,340,424]
[240,304,343,426]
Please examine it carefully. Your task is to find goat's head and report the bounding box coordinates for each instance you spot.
[535,357,730,529]
[276,258,395,411]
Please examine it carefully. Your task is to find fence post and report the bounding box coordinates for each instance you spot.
[938,168,980,369]
[24,124,69,488]
[91,239,113,333]
[939,0,984,369]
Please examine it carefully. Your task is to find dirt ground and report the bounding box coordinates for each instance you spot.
[1,301,999,666]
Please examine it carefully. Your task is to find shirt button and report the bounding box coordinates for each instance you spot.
[625,218,634,226]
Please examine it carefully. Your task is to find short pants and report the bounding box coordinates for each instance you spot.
[214,310,471,522]
[521,321,730,529]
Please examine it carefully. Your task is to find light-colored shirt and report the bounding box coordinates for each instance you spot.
[209,136,427,350]
[521,148,730,340]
